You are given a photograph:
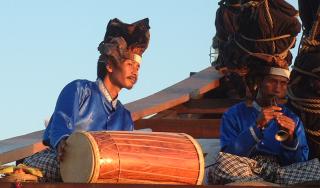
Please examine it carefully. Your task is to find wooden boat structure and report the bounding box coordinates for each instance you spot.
[0,66,315,188]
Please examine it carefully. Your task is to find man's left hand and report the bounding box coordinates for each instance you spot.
[276,115,296,140]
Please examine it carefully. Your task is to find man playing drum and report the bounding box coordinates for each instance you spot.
[23,18,150,182]
[207,66,320,185]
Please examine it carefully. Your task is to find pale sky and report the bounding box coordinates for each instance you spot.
[0,0,298,140]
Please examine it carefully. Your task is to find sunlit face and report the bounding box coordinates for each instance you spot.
[109,59,140,90]
[259,74,289,99]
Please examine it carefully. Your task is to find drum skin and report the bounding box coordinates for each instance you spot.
[60,131,204,184]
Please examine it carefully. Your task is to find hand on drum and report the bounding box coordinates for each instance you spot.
[57,138,67,162]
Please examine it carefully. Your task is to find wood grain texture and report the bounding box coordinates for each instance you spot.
[0,130,46,164]
[174,98,241,115]
[125,67,222,121]
[134,119,221,138]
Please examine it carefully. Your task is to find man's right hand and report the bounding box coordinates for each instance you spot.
[57,138,67,162]
[256,106,283,129]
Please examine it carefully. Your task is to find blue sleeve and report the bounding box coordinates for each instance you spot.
[48,81,83,148]
[279,117,309,165]
[125,110,134,131]
[220,112,263,157]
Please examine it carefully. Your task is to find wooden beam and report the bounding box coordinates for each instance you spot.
[0,130,46,164]
[174,98,242,115]
[149,110,178,119]
[134,119,220,139]
[126,67,222,121]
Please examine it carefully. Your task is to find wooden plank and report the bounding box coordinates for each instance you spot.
[134,119,220,138]
[0,130,46,164]
[150,110,178,119]
[126,67,222,121]
[174,99,242,115]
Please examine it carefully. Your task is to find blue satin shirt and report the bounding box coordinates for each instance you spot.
[43,79,134,148]
[220,101,309,166]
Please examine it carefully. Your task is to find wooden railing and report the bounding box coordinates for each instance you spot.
[0,66,223,164]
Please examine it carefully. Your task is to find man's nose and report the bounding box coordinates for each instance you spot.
[133,64,139,73]
[273,81,284,93]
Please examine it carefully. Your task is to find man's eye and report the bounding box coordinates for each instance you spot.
[269,79,277,84]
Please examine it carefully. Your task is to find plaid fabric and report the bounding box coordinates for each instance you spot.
[277,158,320,185]
[207,152,320,185]
[23,148,62,182]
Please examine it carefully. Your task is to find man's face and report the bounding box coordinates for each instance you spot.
[259,74,289,99]
[109,59,140,90]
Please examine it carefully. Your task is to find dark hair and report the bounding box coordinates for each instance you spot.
[97,55,123,80]
[97,55,110,80]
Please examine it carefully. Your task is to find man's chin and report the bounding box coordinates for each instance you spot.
[268,93,285,99]
[124,85,134,90]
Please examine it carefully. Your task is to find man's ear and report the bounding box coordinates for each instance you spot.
[106,62,113,73]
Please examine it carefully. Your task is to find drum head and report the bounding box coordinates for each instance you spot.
[60,132,98,183]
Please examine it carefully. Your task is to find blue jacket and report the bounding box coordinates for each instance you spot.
[220,101,309,166]
[43,79,134,148]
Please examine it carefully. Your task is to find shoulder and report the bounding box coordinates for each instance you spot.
[56,79,98,100]
[116,101,133,117]
[116,101,130,112]
[64,79,96,89]
[60,79,97,93]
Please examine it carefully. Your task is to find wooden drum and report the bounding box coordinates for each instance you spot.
[60,131,204,184]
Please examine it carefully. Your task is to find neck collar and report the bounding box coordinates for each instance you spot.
[252,100,262,112]
[97,79,118,108]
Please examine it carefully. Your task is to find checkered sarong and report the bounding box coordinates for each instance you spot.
[207,152,320,185]
[23,148,62,182]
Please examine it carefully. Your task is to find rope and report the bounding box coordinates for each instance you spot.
[240,34,291,42]
[241,0,265,9]
[299,5,320,53]
[290,101,320,114]
[293,66,320,80]
[305,128,320,137]
[228,4,241,8]
[306,135,320,147]
[302,39,320,46]
[288,88,320,103]
[288,88,320,114]
[264,0,276,53]
[312,66,320,73]
[310,5,320,41]
[300,39,320,52]
[234,36,296,63]
[219,0,241,8]
[264,0,273,28]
